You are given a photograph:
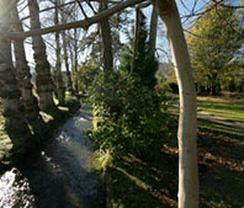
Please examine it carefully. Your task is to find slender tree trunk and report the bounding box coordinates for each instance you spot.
[73,28,79,93]
[149,6,158,58]
[99,0,113,72]
[0,0,31,154]
[210,73,221,96]
[131,7,143,71]
[54,0,65,105]
[11,2,44,133]
[153,1,199,208]
[62,31,73,93]
[28,0,57,112]
[68,38,76,93]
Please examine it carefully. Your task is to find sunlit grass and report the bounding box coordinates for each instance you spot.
[168,95,244,123]
[92,149,112,173]
[40,111,55,123]
[0,108,12,162]
[198,119,244,141]
[197,96,244,123]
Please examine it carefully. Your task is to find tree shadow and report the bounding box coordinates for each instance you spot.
[108,122,244,208]
[1,112,105,208]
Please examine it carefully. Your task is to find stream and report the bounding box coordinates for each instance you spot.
[0,108,104,208]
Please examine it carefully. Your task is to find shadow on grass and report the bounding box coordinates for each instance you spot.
[107,152,177,208]
[198,135,244,207]
[107,115,244,208]
[198,119,244,142]
[197,99,244,123]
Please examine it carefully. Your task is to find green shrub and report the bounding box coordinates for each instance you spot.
[87,71,169,158]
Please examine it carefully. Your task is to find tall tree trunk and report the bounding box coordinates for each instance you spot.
[152,1,199,208]
[210,73,221,96]
[28,0,57,112]
[99,0,113,72]
[73,28,79,93]
[148,6,158,58]
[54,0,65,105]
[131,7,143,71]
[62,31,73,93]
[0,0,31,154]
[11,1,44,133]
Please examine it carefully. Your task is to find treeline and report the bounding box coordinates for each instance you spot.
[187,4,243,95]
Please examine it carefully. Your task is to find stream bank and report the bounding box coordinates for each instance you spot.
[0,107,105,208]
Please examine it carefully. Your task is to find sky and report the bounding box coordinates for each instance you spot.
[16,0,241,69]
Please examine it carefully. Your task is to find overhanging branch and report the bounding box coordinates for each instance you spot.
[7,0,147,40]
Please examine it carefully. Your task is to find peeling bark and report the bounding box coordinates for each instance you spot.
[28,0,57,112]
[11,2,44,132]
[0,0,31,154]
[152,1,199,207]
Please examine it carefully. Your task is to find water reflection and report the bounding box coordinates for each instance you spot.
[0,109,103,208]
[0,168,35,208]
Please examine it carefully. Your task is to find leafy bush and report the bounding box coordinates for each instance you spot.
[88,71,169,158]
[72,62,99,96]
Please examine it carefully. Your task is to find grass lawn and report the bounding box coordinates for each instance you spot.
[104,95,244,208]
[168,95,244,141]
[197,96,244,142]
[106,129,244,208]
[169,95,244,123]
[197,96,244,123]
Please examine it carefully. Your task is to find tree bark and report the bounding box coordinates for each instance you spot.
[11,1,44,133]
[99,0,113,72]
[59,6,74,94]
[62,31,74,93]
[0,0,31,154]
[28,0,57,112]
[131,7,141,71]
[73,28,79,93]
[148,6,158,58]
[54,0,65,105]
[152,1,199,208]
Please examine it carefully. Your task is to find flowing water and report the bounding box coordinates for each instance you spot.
[0,108,104,208]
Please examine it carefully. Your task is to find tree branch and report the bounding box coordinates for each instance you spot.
[7,0,146,39]
[211,0,244,9]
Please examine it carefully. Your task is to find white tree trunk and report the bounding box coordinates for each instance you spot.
[153,1,199,207]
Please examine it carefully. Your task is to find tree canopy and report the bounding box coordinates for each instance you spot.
[187,4,242,95]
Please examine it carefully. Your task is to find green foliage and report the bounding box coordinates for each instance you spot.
[87,9,169,159]
[220,61,244,92]
[88,71,169,158]
[120,10,158,89]
[187,5,242,95]
[72,62,99,96]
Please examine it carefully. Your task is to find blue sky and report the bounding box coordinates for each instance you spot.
[21,0,241,67]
